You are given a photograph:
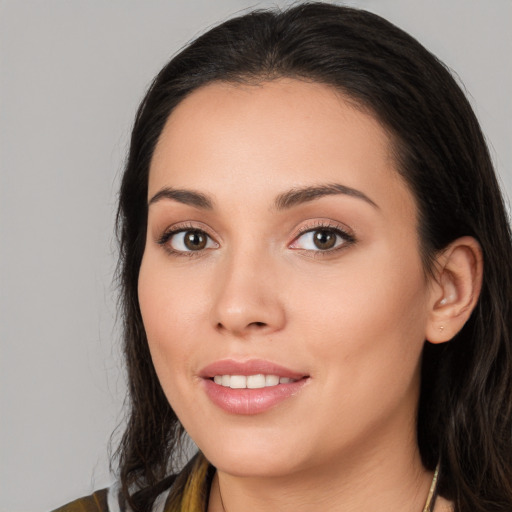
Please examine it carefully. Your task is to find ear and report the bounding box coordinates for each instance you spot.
[426,236,483,344]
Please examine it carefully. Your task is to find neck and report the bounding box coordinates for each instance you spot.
[208,439,433,512]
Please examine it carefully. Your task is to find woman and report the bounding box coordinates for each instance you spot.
[54,2,512,511]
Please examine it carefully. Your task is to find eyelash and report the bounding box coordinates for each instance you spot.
[290,221,356,255]
[156,221,356,257]
[157,223,217,258]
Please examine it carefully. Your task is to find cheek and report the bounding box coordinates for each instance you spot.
[137,253,208,391]
[292,248,428,340]
[288,246,429,394]
[290,262,428,452]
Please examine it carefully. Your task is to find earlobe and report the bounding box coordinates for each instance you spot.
[426,236,483,344]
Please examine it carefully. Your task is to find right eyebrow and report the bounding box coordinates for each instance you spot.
[148,187,214,210]
[274,183,378,210]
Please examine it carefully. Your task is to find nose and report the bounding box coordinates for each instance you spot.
[211,249,286,338]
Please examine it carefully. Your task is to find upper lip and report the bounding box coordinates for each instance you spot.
[199,359,308,380]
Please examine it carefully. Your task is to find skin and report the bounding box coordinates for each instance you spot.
[138,79,460,511]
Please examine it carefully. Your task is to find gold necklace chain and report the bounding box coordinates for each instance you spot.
[218,464,440,512]
[423,464,440,512]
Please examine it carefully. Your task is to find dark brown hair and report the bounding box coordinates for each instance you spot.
[114,3,512,511]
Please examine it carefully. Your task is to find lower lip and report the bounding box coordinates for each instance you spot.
[203,378,309,415]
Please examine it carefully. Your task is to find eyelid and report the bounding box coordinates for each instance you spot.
[154,219,355,256]
[289,220,356,252]
[156,222,219,255]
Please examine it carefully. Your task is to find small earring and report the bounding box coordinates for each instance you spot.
[439,325,445,332]
[439,298,448,306]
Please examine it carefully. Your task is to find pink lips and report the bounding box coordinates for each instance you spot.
[200,359,309,415]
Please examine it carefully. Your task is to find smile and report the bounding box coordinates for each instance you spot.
[200,359,309,414]
[212,374,297,388]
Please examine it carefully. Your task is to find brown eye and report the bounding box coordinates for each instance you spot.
[290,225,354,252]
[312,229,337,250]
[183,230,207,250]
[163,229,217,253]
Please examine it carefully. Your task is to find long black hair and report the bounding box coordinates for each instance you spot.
[114,3,512,511]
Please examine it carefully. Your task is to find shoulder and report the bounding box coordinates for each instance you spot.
[49,454,211,512]
[51,488,109,512]
[50,479,174,512]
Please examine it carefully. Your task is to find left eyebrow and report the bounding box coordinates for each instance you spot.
[148,187,214,209]
[274,183,378,210]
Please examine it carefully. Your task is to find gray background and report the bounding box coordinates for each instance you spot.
[1,1,510,510]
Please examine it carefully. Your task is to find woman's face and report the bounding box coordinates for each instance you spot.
[138,79,434,477]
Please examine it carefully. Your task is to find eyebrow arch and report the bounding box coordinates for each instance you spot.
[274,183,378,210]
[148,187,214,209]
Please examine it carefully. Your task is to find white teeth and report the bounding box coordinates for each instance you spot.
[230,375,247,389]
[247,374,266,389]
[265,374,279,386]
[212,374,298,388]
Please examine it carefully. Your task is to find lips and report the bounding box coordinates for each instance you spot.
[200,359,305,379]
[200,359,309,415]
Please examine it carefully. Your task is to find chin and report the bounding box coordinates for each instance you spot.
[206,449,304,479]
[192,424,311,478]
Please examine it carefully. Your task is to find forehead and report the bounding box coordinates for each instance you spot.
[149,79,413,218]
[152,79,390,169]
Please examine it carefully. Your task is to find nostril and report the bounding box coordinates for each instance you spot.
[215,321,267,334]
[216,320,267,333]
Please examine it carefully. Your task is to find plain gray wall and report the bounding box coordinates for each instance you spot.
[1,1,510,510]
